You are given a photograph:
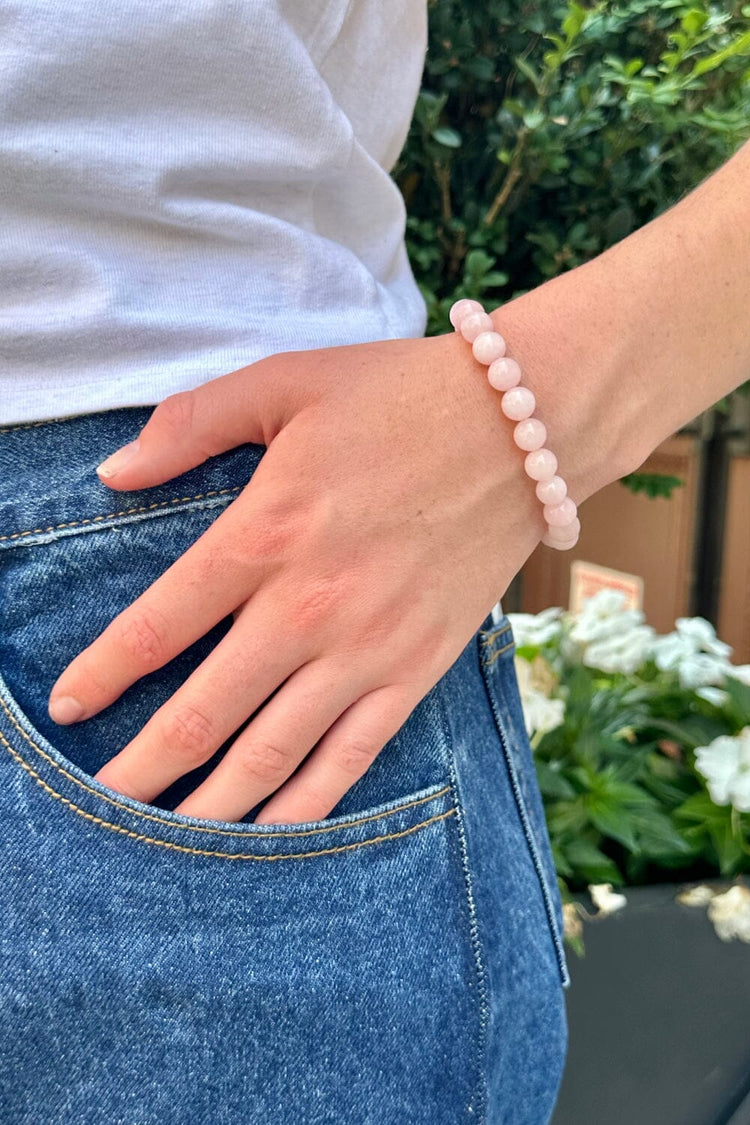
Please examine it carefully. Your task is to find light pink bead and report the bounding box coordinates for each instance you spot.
[536,475,567,505]
[460,311,495,343]
[501,385,536,421]
[449,299,483,330]
[544,497,578,527]
[524,448,557,481]
[544,516,581,542]
[472,330,506,365]
[513,417,547,451]
[542,529,579,550]
[487,357,522,392]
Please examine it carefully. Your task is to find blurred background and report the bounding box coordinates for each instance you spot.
[396,0,750,657]
[395,3,750,1122]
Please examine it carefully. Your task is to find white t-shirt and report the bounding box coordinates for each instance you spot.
[0,1,428,424]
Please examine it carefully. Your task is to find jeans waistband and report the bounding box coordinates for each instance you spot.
[0,405,264,547]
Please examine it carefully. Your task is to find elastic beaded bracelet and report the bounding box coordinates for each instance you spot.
[449,298,580,550]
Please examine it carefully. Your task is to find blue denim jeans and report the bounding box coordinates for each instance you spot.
[0,406,570,1124]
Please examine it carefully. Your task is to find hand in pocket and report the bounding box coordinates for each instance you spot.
[47,334,543,825]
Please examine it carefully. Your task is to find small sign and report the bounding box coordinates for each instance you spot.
[569,560,643,613]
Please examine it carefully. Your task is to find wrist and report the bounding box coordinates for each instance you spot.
[486,264,646,507]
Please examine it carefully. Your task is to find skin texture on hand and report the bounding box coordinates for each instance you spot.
[47,331,548,825]
[47,136,750,826]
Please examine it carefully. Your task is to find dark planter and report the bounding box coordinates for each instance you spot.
[551,882,750,1125]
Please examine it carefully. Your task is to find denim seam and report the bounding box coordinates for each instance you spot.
[479,624,512,647]
[0,689,451,838]
[435,678,489,1124]
[478,636,571,989]
[0,486,244,543]
[0,418,69,434]
[1,728,456,858]
[479,638,515,667]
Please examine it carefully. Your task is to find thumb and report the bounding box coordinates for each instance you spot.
[95,356,299,490]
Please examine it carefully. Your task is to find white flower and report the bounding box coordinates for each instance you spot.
[506,607,563,648]
[568,588,645,645]
[520,690,565,739]
[695,686,729,708]
[679,653,732,690]
[651,632,690,671]
[514,654,565,738]
[652,617,734,689]
[707,885,750,943]
[589,883,628,915]
[582,624,656,675]
[677,884,717,907]
[694,727,750,812]
[727,665,750,686]
[675,617,732,659]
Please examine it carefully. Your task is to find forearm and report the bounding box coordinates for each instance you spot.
[486,138,750,504]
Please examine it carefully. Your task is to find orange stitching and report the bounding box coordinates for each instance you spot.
[0,691,451,837]
[0,486,244,543]
[480,638,516,667]
[1,730,455,859]
[480,624,512,645]
[0,418,68,434]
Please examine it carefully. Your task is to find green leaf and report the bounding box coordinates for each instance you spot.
[588,804,641,851]
[723,675,750,725]
[708,816,747,874]
[562,1,588,42]
[681,9,708,37]
[534,760,577,799]
[514,55,543,93]
[692,30,750,78]
[620,472,684,498]
[563,838,623,884]
[546,798,589,836]
[674,790,725,823]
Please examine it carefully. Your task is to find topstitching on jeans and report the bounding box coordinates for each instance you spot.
[435,677,489,1124]
[477,631,571,989]
[0,690,458,864]
[0,485,244,544]
[0,418,69,434]
[0,688,452,839]
[1,725,456,859]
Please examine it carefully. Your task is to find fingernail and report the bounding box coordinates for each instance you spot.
[49,695,85,724]
[97,439,140,478]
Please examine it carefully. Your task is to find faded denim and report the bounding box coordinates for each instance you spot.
[0,406,570,1124]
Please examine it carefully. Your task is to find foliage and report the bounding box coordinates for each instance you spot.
[620,471,685,498]
[509,594,750,907]
[395,0,750,491]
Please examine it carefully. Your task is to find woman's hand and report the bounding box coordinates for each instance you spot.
[46,328,549,825]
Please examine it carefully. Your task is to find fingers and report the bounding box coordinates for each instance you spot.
[96,356,307,491]
[48,496,275,722]
[90,608,315,805]
[170,658,369,822]
[251,683,417,826]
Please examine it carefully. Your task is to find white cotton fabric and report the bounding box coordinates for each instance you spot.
[0,1,428,424]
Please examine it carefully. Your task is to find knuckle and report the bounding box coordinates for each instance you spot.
[235,739,292,786]
[241,517,297,567]
[162,702,217,766]
[336,737,378,778]
[116,609,169,669]
[152,391,197,439]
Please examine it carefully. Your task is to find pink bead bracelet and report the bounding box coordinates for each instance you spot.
[449,298,579,550]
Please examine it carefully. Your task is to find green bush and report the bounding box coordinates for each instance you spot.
[396,0,750,334]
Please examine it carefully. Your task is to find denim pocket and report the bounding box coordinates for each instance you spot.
[0,432,455,859]
[477,618,570,989]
